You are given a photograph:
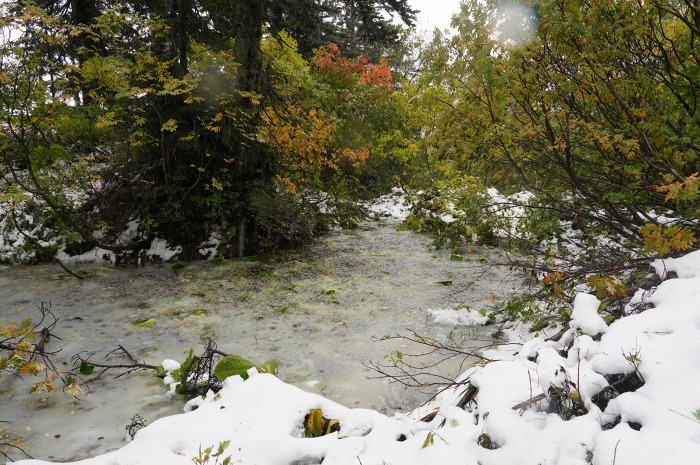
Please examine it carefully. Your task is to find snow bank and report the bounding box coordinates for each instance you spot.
[651,249,700,279]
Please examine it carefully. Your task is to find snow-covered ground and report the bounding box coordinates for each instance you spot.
[14,242,700,463]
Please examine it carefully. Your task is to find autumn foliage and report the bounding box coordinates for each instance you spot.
[260,106,335,192]
[312,43,392,89]
[258,42,392,192]
[260,105,371,192]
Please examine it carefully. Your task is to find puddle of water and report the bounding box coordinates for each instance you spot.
[0,220,523,461]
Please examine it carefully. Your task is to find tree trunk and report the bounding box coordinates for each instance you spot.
[232,0,265,95]
[238,219,246,258]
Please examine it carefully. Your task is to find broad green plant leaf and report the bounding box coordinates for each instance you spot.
[214,355,255,381]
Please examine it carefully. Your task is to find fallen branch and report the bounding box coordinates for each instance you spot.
[545,326,570,342]
[74,340,232,396]
[513,370,646,413]
[73,345,158,382]
[511,393,547,411]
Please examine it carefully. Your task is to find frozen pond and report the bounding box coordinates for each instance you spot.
[0,219,524,461]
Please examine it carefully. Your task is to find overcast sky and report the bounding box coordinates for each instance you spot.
[409,0,462,33]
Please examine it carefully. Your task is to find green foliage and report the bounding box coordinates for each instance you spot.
[249,188,322,252]
[421,431,435,449]
[213,355,255,381]
[192,440,232,465]
[325,195,367,230]
[502,295,569,331]
[0,1,420,259]
[170,349,199,395]
[79,361,95,375]
[588,275,628,301]
[155,364,167,378]
[262,31,315,99]
[477,433,498,450]
[133,318,158,328]
[255,360,279,376]
[402,176,495,248]
[213,355,278,382]
[305,42,420,196]
[421,430,448,448]
[414,0,700,280]
[0,315,61,394]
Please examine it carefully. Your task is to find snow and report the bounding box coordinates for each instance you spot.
[364,187,411,222]
[569,293,608,336]
[486,187,534,239]
[144,237,182,262]
[651,249,700,279]
[429,307,491,326]
[12,192,700,465]
[160,359,181,371]
[198,232,221,259]
[0,183,182,264]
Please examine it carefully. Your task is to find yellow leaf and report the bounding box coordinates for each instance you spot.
[161,119,178,132]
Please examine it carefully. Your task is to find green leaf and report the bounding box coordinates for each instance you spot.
[214,354,255,381]
[155,365,167,378]
[304,408,325,437]
[422,431,435,449]
[79,361,95,375]
[216,440,231,455]
[255,360,279,376]
[302,409,340,437]
[161,118,178,132]
[171,348,198,394]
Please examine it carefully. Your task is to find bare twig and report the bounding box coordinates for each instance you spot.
[364,331,507,405]
[73,346,157,382]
